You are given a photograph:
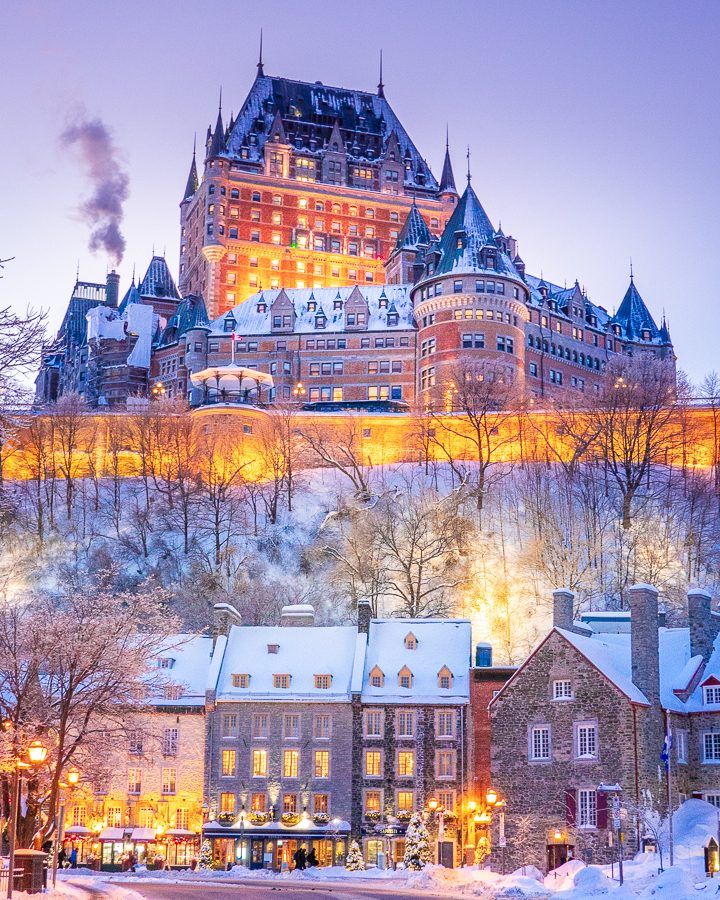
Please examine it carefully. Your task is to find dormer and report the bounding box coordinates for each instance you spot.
[369,666,385,688]
[267,643,280,654]
[404,632,418,650]
[270,289,296,334]
[398,666,413,689]
[344,285,369,331]
[223,312,236,333]
[703,676,720,705]
[437,666,453,689]
[378,289,389,310]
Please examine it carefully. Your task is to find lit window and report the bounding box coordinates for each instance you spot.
[365,750,382,777]
[283,794,297,813]
[314,750,330,778]
[231,673,249,688]
[397,750,414,777]
[283,750,299,778]
[364,790,382,813]
[251,793,266,812]
[220,792,235,814]
[397,791,414,813]
[221,750,236,777]
[252,749,267,777]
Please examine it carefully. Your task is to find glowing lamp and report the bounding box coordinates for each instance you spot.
[485,788,498,807]
[554,830,562,841]
[473,813,482,824]
[427,797,440,812]
[467,800,477,812]
[27,740,48,765]
[67,769,81,786]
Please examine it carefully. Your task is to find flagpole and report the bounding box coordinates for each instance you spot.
[231,332,236,365]
[665,711,674,867]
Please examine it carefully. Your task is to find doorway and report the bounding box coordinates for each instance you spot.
[547,843,574,872]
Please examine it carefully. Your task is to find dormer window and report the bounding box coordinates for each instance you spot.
[232,673,250,688]
[157,658,175,669]
[387,313,398,326]
[314,674,332,689]
[273,674,291,689]
[369,666,384,688]
[257,302,266,313]
[404,633,417,650]
[267,644,280,654]
[379,296,388,309]
[223,317,236,333]
[437,666,453,690]
[704,685,720,705]
[398,666,413,689]
[308,300,317,312]
[334,299,342,310]
[315,315,326,329]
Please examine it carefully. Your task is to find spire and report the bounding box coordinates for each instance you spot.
[395,203,431,251]
[257,28,264,77]
[630,256,634,281]
[466,145,471,184]
[612,277,661,341]
[439,126,457,195]
[208,92,225,158]
[183,138,199,201]
[377,49,385,98]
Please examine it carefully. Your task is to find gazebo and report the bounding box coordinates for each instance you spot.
[189,365,274,406]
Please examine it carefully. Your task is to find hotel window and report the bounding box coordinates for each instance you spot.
[252,749,267,777]
[420,338,436,357]
[704,733,720,762]
[436,750,455,778]
[273,674,291,689]
[230,188,239,199]
[436,711,454,738]
[231,673,249,688]
[127,768,142,794]
[397,750,415,777]
[553,680,573,700]
[314,715,331,739]
[314,793,328,813]
[272,232,281,244]
[284,714,300,739]
[251,793,266,812]
[249,257,258,268]
[252,714,268,738]
[577,789,597,828]
[283,749,299,778]
[271,259,280,271]
[251,209,261,221]
[315,674,332,689]
[314,750,330,778]
[251,191,261,202]
[251,230,260,242]
[162,728,178,756]
[220,792,235,814]
[221,750,236,777]
[396,711,414,738]
[364,710,383,737]
[497,282,505,294]
[462,333,485,350]
[454,280,463,293]
[227,272,236,284]
[530,726,551,761]
[420,366,436,390]
[575,722,598,759]
[283,794,297,814]
[365,750,383,777]
[529,362,538,377]
[397,791,414,813]
[162,769,176,795]
[222,714,238,737]
[364,790,382,813]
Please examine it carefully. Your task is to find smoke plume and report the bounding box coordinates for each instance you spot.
[61,116,130,267]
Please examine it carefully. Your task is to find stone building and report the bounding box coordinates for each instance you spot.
[203,601,472,870]
[490,585,720,873]
[65,635,212,870]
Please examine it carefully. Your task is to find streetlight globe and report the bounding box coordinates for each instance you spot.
[485,788,498,807]
[27,740,48,765]
[467,800,477,812]
[427,797,439,811]
[67,768,81,786]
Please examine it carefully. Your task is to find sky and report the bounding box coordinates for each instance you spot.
[1,0,719,384]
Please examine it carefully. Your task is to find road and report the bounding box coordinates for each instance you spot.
[120,879,466,900]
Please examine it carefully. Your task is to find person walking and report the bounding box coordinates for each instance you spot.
[306,848,319,867]
[293,846,307,871]
[70,847,78,869]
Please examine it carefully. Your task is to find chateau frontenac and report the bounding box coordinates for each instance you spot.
[36,63,674,409]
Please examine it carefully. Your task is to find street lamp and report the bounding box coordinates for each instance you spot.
[152,382,166,400]
[426,798,446,866]
[292,381,306,403]
[52,768,82,888]
[7,738,48,899]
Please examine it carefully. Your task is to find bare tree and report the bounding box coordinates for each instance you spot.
[300,419,374,498]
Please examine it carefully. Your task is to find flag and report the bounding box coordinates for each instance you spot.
[661,728,672,770]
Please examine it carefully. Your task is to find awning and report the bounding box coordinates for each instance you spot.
[190,365,274,391]
[165,829,199,837]
[203,819,350,839]
[129,828,157,842]
[98,828,126,841]
[64,826,91,836]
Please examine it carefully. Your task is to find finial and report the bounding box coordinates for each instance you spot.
[193,132,197,159]
[377,49,385,98]
[257,28,264,76]
[76,260,80,282]
[218,86,222,113]
[629,257,634,281]
[132,263,136,285]
[466,145,471,184]
[445,124,449,151]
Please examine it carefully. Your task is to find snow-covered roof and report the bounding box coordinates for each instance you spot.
[87,302,158,370]
[208,284,413,336]
[150,634,214,708]
[361,618,472,705]
[215,624,359,702]
[138,256,180,301]
[556,628,650,705]
[608,278,666,344]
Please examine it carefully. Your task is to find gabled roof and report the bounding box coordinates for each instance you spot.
[150,635,214,708]
[609,278,661,342]
[138,256,181,301]
[395,202,431,251]
[222,74,438,192]
[431,183,520,279]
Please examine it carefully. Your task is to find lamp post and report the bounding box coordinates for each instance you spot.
[151,382,166,400]
[292,381,306,404]
[51,768,81,888]
[7,739,48,900]
[426,798,446,866]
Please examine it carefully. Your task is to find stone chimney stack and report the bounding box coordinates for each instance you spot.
[629,584,660,706]
[106,270,120,308]
[688,588,719,661]
[552,589,575,631]
[280,604,315,627]
[357,598,372,635]
[212,602,242,643]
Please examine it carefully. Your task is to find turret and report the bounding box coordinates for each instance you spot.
[207,92,225,160]
[182,141,199,203]
[438,128,457,198]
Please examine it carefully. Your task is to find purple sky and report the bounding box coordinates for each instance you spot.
[2,0,718,384]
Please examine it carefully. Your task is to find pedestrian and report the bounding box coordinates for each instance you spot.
[293,846,307,871]
[70,847,78,869]
[306,848,319,867]
[58,848,67,869]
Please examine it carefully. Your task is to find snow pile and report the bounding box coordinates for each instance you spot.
[544,859,586,892]
[635,866,699,898]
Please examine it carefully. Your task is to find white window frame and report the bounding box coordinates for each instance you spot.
[396,710,415,738]
[364,710,383,738]
[435,710,455,739]
[529,725,551,761]
[703,732,720,763]
[553,679,573,701]
[577,789,597,828]
[676,729,688,764]
[575,721,599,760]
[435,749,456,779]
[704,686,720,705]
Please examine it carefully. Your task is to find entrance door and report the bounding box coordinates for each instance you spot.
[547,843,574,872]
[250,839,264,870]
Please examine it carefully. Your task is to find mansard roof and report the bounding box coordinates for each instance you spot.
[156,294,210,347]
[138,256,181,301]
[432,182,520,278]
[395,202,431,251]
[222,74,438,192]
[610,278,662,342]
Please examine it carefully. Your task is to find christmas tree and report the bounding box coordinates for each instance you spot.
[198,839,213,870]
[403,813,432,870]
[345,840,366,871]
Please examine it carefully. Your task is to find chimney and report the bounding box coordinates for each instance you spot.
[475,642,493,667]
[629,584,660,706]
[106,270,120,308]
[212,602,242,643]
[280,604,315,627]
[357,598,372,635]
[552,589,575,631]
[688,588,719,661]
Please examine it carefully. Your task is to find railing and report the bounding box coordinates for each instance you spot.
[0,868,23,888]
[193,391,265,407]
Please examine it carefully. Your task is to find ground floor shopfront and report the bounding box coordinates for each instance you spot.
[64,827,200,871]
[204,823,350,871]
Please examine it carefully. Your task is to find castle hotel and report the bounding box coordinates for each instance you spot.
[36,60,674,409]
